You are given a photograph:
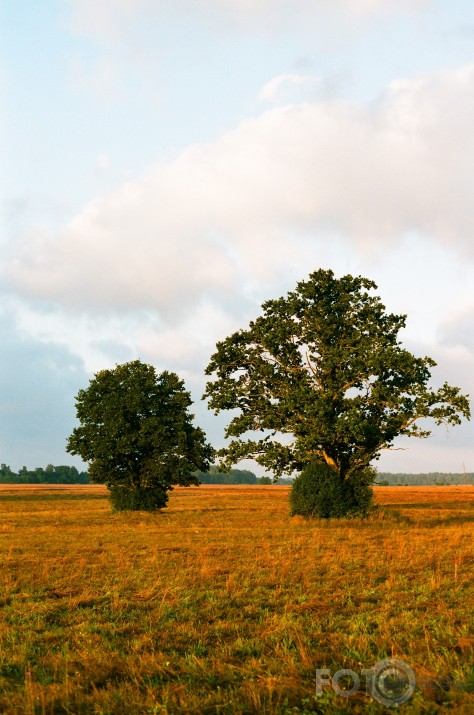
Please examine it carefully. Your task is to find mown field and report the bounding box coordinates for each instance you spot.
[0,484,473,714]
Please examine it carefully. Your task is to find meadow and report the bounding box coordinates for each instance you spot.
[0,484,473,714]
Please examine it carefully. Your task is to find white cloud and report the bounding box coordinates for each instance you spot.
[258,74,320,104]
[61,0,430,110]
[64,0,143,44]
[97,152,111,170]
[7,64,474,320]
[64,0,429,42]
[438,307,474,353]
[70,56,120,102]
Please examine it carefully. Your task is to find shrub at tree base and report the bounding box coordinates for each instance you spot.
[290,462,375,518]
[109,486,169,512]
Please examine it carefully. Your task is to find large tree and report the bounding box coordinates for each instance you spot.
[67,360,213,511]
[204,269,470,482]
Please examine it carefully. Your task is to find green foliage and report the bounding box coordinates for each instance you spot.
[109,486,169,512]
[195,468,257,484]
[377,472,474,485]
[259,475,272,485]
[0,464,89,484]
[204,269,470,483]
[290,462,375,518]
[67,360,213,511]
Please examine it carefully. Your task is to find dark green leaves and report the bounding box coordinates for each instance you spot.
[204,269,470,478]
[67,360,213,509]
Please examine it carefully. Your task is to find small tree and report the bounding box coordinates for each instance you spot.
[67,360,213,511]
[204,269,470,517]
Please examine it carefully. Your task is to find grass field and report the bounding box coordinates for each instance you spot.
[0,484,473,714]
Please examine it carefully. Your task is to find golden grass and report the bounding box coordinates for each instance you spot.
[0,484,473,714]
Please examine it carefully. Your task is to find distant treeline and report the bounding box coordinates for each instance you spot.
[0,464,284,486]
[376,472,474,486]
[196,468,257,484]
[195,467,292,485]
[6,464,468,487]
[0,464,90,484]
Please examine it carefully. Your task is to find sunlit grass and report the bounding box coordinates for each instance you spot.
[0,484,473,713]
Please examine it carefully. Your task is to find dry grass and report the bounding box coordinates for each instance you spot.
[0,484,473,714]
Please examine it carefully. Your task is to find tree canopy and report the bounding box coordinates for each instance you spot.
[67,360,213,510]
[204,269,470,480]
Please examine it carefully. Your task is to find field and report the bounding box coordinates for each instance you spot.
[0,485,473,714]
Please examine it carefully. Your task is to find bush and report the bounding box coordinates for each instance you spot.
[289,462,375,518]
[109,486,169,512]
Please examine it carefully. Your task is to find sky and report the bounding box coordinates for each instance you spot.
[1,0,474,474]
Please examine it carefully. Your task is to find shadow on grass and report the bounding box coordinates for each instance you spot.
[0,493,107,502]
[421,514,474,527]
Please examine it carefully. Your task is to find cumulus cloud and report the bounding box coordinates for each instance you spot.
[258,74,320,104]
[63,0,430,50]
[64,0,142,44]
[7,63,474,319]
[70,56,120,102]
[438,307,474,353]
[97,152,111,170]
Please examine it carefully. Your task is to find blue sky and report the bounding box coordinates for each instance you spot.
[1,0,474,473]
